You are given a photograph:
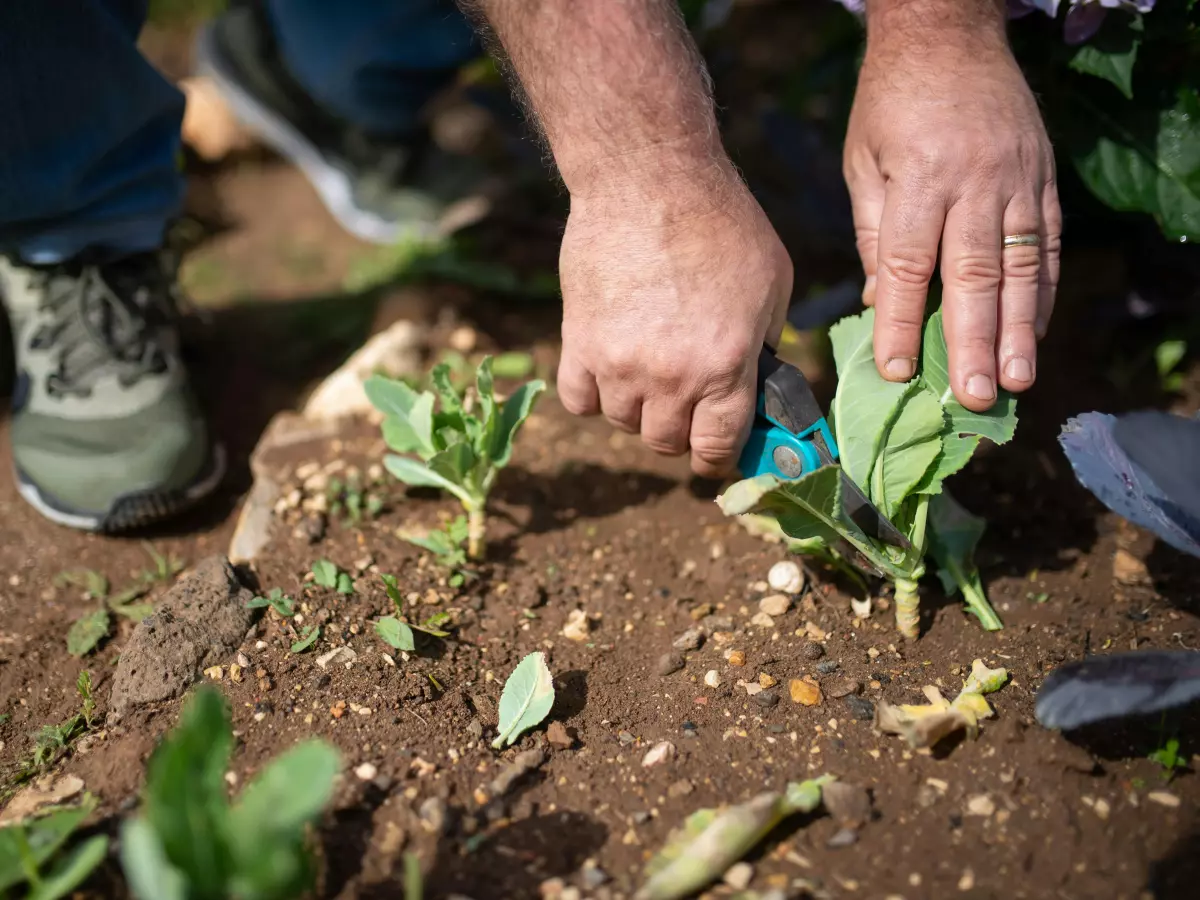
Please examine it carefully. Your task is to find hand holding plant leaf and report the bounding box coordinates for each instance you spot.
[719,308,1017,638]
[366,356,545,559]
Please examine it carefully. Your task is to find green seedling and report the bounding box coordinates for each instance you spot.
[30,673,96,772]
[311,559,354,595]
[246,588,296,617]
[365,356,545,559]
[636,776,833,900]
[119,687,340,900]
[1149,738,1188,779]
[719,308,1016,638]
[492,652,555,749]
[373,575,452,653]
[326,473,384,524]
[1155,339,1187,394]
[55,569,108,601]
[404,853,423,900]
[290,626,320,654]
[401,515,476,588]
[139,542,185,584]
[63,550,184,656]
[0,794,109,900]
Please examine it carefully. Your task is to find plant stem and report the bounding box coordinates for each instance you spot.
[466,506,486,560]
[894,576,921,641]
[960,576,1003,631]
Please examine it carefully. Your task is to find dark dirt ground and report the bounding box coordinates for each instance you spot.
[4,4,1200,900]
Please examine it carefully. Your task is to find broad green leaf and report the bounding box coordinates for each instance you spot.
[311,559,338,589]
[142,687,235,897]
[110,602,154,623]
[927,491,1002,631]
[1155,339,1187,378]
[869,385,946,517]
[915,311,1017,490]
[637,776,832,900]
[1068,17,1141,100]
[67,609,111,657]
[335,572,355,595]
[401,530,457,560]
[447,515,470,544]
[828,308,911,488]
[375,616,415,652]
[430,363,464,416]
[0,801,96,892]
[383,455,473,506]
[490,380,547,468]
[227,741,340,897]
[120,818,187,900]
[364,375,422,420]
[492,651,556,748]
[291,625,320,653]
[28,834,108,900]
[427,442,477,486]
[382,416,430,456]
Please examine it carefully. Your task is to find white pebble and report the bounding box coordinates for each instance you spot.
[355,762,379,781]
[750,611,776,629]
[851,596,872,619]
[641,741,676,768]
[704,669,722,688]
[767,560,804,594]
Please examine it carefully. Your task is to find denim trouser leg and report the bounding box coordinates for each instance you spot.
[0,0,185,262]
[266,0,480,137]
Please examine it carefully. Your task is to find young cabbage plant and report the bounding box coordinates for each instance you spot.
[366,356,545,559]
[120,687,340,900]
[0,795,109,900]
[719,308,1017,639]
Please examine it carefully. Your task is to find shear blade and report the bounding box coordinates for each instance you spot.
[839,472,912,550]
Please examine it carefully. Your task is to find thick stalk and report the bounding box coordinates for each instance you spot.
[894,575,921,640]
[960,577,1003,631]
[466,506,487,560]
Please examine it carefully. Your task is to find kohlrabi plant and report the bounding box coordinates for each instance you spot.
[365,357,545,559]
[719,308,1017,639]
[120,686,340,900]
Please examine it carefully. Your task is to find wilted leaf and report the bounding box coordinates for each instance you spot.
[67,610,110,658]
[375,617,415,652]
[876,660,1007,749]
[492,651,555,748]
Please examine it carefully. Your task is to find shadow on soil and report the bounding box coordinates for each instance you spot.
[1149,827,1200,900]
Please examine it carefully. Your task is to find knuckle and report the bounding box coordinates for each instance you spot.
[880,251,937,289]
[643,434,688,456]
[1001,246,1040,284]
[947,252,1002,289]
[689,433,738,467]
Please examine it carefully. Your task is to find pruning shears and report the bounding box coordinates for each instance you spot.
[738,345,912,550]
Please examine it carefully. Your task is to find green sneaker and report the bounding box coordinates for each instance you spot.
[0,252,224,531]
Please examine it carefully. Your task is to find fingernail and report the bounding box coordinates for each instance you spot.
[966,374,996,401]
[1004,356,1033,383]
[884,357,916,380]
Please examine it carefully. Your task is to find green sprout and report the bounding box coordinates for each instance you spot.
[401,515,476,587]
[246,587,296,617]
[374,574,452,653]
[365,356,545,559]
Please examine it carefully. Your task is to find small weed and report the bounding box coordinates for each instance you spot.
[1026,591,1050,604]
[312,559,355,595]
[1155,339,1187,393]
[246,587,296,617]
[1149,737,1189,781]
[55,569,108,601]
[327,472,385,525]
[29,673,96,771]
[374,575,452,653]
[290,625,320,654]
[139,542,185,584]
[401,515,477,587]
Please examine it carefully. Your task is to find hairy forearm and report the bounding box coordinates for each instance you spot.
[460,0,726,198]
[865,0,1007,49]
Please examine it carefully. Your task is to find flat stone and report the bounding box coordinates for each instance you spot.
[827,678,863,699]
[672,627,705,651]
[759,594,791,617]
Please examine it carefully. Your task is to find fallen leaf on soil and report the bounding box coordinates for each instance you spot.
[0,775,85,825]
[492,652,556,749]
[635,776,833,900]
[875,659,1008,749]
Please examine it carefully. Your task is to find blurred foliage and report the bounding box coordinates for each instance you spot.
[147,0,227,27]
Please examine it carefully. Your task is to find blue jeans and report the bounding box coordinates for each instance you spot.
[0,0,477,262]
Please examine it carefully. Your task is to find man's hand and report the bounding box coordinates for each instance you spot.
[844,0,1061,411]
[557,155,791,477]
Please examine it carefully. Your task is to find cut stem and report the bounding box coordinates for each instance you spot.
[466,506,486,560]
[960,576,1003,631]
[894,576,920,641]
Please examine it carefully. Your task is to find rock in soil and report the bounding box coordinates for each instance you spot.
[822,781,873,828]
[672,626,705,651]
[488,749,546,798]
[641,741,676,768]
[767,560,805,594]
[801,640,825,661]
[759,593,791,617]
[816,659,840,674]
[754,688,781,708]
[827,827,859,848]
[109,557,255,717]
[419,796,450,834]
[790,676,823,706]
[546,721,575,749]
[657,651,686,676]
[844,695,876,721]
[724,861,754,890]
[827,678,863,699]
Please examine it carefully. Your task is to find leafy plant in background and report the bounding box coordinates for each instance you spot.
[719,308,1016,638]
[374,574,452,653]
[400,515,476,588]
[1155,339,1188,392]
[0,795,109,900]
[366,356,546,559]
[120,687,340,900]
[311,559,354,595]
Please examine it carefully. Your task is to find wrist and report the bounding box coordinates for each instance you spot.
[866,0,1007,55]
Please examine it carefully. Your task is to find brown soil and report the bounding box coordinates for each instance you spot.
[4,6,1200,899]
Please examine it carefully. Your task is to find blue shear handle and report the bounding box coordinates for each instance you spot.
[738,399,840,480]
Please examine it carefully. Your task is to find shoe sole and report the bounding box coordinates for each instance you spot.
[15,444,227,533]
[195,26,438,247]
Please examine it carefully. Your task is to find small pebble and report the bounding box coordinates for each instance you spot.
[727,649,746,667]
[827,827,859,848]
[759,594,791,617]
[851,596,872,618]
[816,659,840,675]
[689,603,714,621]
[547,722,575,749]
[724,862,754,891]
[704,670,722,688]
[768,560,805,594]
[844,696,875,721]
[966,795,995,817]
[789,676,823,706]
[562,609,591,642]
[642,741,676,768]
[750,611,776,628]
[673,627,705,652]
[668,779,694,798]
[354,763,378,782]
[827,678,863,699]
[801,641,825,661]
[657,652,686,676]
[581,864,609,890]
[681,721,699,739]
[236,652,251,668]
[618,730,636,746]
[759,672,777,689]
[754,689,781,708]
[1148,791,1181,808]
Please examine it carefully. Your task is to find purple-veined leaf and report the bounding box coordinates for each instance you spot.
[1036,650,1200,730]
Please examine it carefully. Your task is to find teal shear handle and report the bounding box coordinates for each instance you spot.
[738,345,838,480]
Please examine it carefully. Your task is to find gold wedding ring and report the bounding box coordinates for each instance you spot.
[1003,233,1040,249]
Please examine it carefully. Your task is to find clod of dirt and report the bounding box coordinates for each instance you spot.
[1113,548,1151,585]
[420,796,450,834]
[801,641,825,661]
[562,608,591,642]
[488,748,546,798]
[767,560,805,594]
[109,557,255,718]
[657,652,686,677]
[672,627,705,652]
[546,721,576,749]
[822,781,872,829]
[759,594,791,617]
